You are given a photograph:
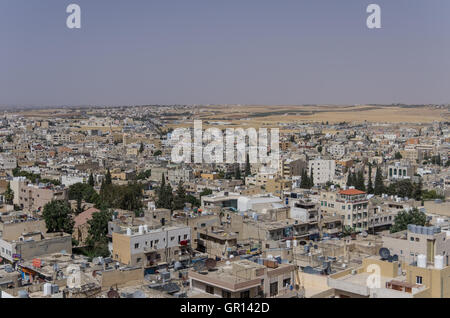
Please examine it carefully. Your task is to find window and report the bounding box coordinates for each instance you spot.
[416,276,423,285]
[410,237,414,241]
[240,290,250,298]
[222,290,231,298]
[206,285,214,295]
[134,243,139,249]
[283,278,291,287]
[270,282,278,297]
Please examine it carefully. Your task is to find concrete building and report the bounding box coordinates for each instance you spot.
[382,225,450,266]
[18,184,68,213]
[308,159,335,185]
[0,232,72,262]
[387,162,414,180]
[320,189,369,232]
[189,259,298,298]
[327,255,450,298]
[112,225,191,267]
[0,153,17,170]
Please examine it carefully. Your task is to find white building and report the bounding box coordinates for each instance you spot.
[0,153,17,170]
[308,159,336,185]
[327,144,346,157]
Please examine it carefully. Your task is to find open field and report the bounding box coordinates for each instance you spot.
[9,104,449,131]
[168,104,449,130]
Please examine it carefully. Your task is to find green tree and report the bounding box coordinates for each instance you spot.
[3,182,14,204]
[186,194,200,208]
[154,150,162,156]
[200,188,213,198]
[173,181,187,210]
[139,142,144,154]
[390,208,426,233]
[119,183,144,211]
[105,169,112,185]
[346,172,354,187]
[355,170,366,192]
[234,165,241,180]
[245,154,251,177]
[342,225,356,237]
[374,166,384,195]
[413,179,423,201]
[86,209,112,257]
[367,164,374,194]
[136,169,151,180]
[88,173,95,187]
[308,168,314,188]
[6,135,13,143]
[156,174,174,210]
[42,200,74,234]
[68,183,99,205]
[394,152,402,159]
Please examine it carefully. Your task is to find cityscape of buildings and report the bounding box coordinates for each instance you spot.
[0,104,449,299]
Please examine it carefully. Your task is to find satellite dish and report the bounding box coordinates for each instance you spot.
[387,255,394,263]
[379,248,390,260]
[392,255,399,262]
[205,258,217,270]
[362,231,368,238]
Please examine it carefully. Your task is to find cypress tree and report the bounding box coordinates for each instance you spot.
[367,164,374,194]
[245,154,251,177]
[374,166,384,195]
[88,173,95,187]
[105,169,112,185]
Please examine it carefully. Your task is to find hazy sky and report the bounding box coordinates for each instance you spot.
[1,0,449,107]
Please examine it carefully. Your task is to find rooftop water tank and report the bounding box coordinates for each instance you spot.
[18,290,29,298]
[434,255,444,270]
[286,240,291,248]
[417,254,427,268]
[43,283,52,296]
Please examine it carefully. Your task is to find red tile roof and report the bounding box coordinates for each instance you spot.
[339,189,366,195]
[74,207,100,228]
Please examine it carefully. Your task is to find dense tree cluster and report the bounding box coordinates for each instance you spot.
[346,169,366,192]
[390,208,426,233]
[300,169,314,189]
[12,168,61,186]
[42,200,75,234]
